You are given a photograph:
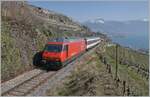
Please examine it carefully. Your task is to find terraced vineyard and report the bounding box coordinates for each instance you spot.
[102,44,149,95]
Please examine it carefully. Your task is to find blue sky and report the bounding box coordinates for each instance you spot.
[28,1,148,22]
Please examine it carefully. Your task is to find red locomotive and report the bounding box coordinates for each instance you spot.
[33,37,101,69]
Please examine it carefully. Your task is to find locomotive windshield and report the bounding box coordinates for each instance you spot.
[44,44,62,52]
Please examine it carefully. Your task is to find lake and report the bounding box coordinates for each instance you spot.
[110,34,149,50]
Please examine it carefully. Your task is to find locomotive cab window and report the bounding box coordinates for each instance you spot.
[44,44,62,52]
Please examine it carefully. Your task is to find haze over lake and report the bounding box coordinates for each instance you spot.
[111,34,149,49]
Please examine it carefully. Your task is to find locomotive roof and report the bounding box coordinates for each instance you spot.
[48,37,82,42]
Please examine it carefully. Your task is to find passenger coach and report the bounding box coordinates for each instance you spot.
[85,37,101,49]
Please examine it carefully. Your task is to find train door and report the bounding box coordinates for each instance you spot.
[66,45,68,58]
[64,45,68,58]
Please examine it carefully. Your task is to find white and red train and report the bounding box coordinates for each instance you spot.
[39,37,101,69]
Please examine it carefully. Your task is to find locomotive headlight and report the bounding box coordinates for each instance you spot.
[42,59,46,64]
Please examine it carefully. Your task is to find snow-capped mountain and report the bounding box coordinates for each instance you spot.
[94,18,105,24]
[86,18,105,24]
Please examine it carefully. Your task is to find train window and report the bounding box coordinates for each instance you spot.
[44,44,62,52]
[87,39,99,45]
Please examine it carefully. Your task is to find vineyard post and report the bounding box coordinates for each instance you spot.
[115,44,118,80]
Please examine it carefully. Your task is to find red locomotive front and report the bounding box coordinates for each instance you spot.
[42,37,86,69]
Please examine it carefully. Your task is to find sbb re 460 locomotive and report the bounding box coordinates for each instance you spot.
[34,37,101,70]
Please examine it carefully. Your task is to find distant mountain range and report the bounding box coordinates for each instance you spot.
[83,18,148,37]
[83,18,149,49]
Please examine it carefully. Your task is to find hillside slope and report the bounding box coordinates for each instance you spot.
[1,1,92,82]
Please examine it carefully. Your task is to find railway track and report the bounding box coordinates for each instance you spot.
[2,70,56,96]
[1,44,100,96]
[1,58,80,96]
